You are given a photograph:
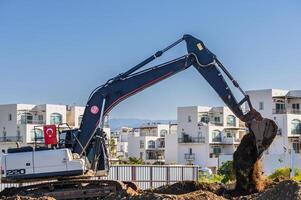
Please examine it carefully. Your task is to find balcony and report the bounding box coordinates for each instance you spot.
[0,136,23,142]
[17,119,45,125]
[209,122,223,126]
[222,136,241,144]
[146,151,164,160]
[273,109,301,115]
[291,129,301,135]
[178,136,205,143]
[184,153,195,161]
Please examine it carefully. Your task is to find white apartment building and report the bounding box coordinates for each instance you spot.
[110,127,132,159]
[128,123,171,164]
[173,106,246,172]
[0,104,111,153]
[246,89,301,154]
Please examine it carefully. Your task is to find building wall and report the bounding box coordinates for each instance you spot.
[176,106,245,169]
[0,104,86,153]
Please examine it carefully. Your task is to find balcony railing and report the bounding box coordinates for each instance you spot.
[184,153,195,161]
[178,136,205,143]
[291,129,301,135]
[273,109,301,115]
[0,136,23,142]
[17,119,45,125]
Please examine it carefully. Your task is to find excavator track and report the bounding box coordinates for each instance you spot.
[0,179,137,199]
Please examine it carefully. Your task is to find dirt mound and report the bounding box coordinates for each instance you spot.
[244,180,301,200]
[1,196,55,200]
[150,181,224,195]
[2,179,301,200]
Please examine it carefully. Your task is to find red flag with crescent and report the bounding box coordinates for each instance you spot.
[43,125,57,145]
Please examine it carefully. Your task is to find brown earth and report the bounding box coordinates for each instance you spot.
[2,179,301,200]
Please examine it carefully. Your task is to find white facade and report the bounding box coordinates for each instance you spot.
[246,89,301,154]
[175,106,246,171]
[0,104,85,152]
[128,123,171,164]
[110,127,132,159]
[246,89,301,174]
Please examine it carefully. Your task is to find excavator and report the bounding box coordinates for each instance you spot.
[0,34,277,199]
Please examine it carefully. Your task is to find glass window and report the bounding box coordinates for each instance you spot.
[50,113,62,125]
[212,130,222,142]
[259,102,264,110]
[275,103,285,112]
[200,114,209,123]
[38,115,43,122]
[160,129,167,137]
[291,119,301,135]
[227,115,236,126]
[148,140,156,148]
[188,116,192,122]
[30,128,44,142]
[293,142,301,153]
[292,104,300,110]
[213,147,221,154]
[8,114,12,121]
[140,140,144,148]
[21,112,33,124]
[214,117,221,123]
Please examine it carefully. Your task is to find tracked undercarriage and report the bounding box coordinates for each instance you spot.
[0,179,138,199]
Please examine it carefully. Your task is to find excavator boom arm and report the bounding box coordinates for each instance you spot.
[73,35,257,172]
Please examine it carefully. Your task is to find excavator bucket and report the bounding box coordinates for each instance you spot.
[233,118,278,193]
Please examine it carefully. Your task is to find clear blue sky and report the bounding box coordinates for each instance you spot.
[0,1,300,119]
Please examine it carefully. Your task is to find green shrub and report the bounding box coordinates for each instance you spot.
[127,157,144,164]
[268,167,301,181]
[217,161,236,184]
[199,174,224,183]
[268,167,291,179]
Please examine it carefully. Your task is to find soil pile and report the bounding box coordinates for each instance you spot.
[2,180,301,200]
[1,196,55,200]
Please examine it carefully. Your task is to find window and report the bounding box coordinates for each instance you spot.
[188,116,192,122]
[21,112,33,124]
[30,128,44,142]
[259,102,264,110]
[78,115,83,127]
[275,103,285,112]
[293,142,301,153]
[140,140,145,148]
[8,114,12,121]
[212,130,222,142]
[200,114,209,123]
[160,129,167,137]
[148,140,156,148]
[38,115,43,122]
[188,148,193,155]
[50,113,62,125]
[140,152,143,159]
[291,119,301,135]
[212,147,221,155]
[226,115,236,126]
[2,127,7,140]
[292,104,300,110]
[226,132,233,138]
[214,116,221,124]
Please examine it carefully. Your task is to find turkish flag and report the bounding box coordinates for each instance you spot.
[43,125,58,145]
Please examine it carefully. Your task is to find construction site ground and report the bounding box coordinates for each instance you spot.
[2,178,301,200]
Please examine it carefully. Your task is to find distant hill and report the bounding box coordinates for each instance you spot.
[108,118,176,131]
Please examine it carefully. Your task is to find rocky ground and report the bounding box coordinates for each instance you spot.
[2,179,301,200]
